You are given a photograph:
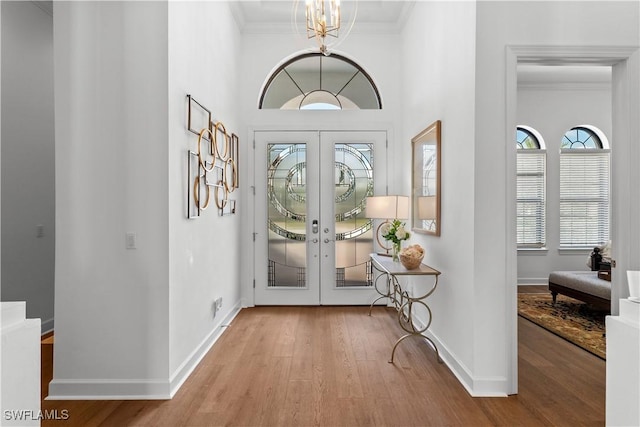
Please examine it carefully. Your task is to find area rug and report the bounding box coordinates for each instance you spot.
[517,293,607,360]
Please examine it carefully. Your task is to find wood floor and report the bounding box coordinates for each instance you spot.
[41,305,605,426]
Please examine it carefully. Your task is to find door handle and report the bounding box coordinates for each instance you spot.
[312,220,319,234]
[324,238,335,243]
[312,238,318,243]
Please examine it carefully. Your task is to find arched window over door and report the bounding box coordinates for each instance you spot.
[259,53,382,110]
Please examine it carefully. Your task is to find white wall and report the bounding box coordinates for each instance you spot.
[50,1,171,399]
[400,1,484,394]
[475,0,639,393]
[400,0,638,396]
[1,1,55,333]
[517,82,612,283]
[50,0,244,400]
[167,0,243,386]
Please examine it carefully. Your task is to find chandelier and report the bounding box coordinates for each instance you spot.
[297,0,357,55]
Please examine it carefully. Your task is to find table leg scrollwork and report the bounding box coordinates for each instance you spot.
[368,262,395,316]
[367,254,442,364]
[388,275,442,364]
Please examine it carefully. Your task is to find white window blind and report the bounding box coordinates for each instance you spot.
[517,151,546,247]
[559,150,610,247]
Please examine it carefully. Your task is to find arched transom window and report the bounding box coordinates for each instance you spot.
[562,126,606,149]
[259,53,382,110]
[516,127,541,149]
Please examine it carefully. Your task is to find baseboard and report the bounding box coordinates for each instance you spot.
[517,277,549,285]
[169,300,242,397]
[46,379,171,400]
[47,301,243,400]
[412,313,509,397]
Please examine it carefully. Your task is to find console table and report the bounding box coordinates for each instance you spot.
[368,253,441,364]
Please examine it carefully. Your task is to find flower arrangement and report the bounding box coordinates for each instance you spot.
[380,219,410,260]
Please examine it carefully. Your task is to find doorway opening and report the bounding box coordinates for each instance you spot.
[506,45,640,394]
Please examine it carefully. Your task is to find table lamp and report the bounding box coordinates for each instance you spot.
[365,195,409,255]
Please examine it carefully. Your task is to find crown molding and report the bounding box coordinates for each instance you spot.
[518,81,611,91]
[510,45,640,65]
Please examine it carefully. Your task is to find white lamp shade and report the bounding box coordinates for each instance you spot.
[365,196,410,219]
[418,196,437,220]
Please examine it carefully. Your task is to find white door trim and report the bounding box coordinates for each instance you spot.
[505,45,640,395]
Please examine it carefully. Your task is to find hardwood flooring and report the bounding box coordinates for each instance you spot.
[41,305,605,426]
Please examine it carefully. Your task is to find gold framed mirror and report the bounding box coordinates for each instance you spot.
[411,120,441,236]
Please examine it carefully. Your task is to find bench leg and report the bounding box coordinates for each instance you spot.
[551,290,558,305]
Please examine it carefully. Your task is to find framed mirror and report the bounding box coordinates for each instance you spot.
[411,120,441,236]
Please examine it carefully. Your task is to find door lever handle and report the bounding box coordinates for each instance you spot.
[324,238,335,243]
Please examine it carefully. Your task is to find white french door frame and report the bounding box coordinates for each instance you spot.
[319,131,389,305]
[250,129,389,306]
[253,131,321,306]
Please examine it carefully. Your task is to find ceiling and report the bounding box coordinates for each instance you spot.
[230,0,415,34]
[34,1,612,87]
[231,2,611,86]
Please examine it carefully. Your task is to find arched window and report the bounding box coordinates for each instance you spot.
[516,126,546,248]
[562,126,607,149]
[560,126,610,247]
[259,53,382,110]
[516,127,541,149]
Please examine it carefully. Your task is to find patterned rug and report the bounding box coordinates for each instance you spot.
[517,293,607,360]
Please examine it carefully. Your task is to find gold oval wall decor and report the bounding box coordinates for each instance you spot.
[224,157,237,192]
[214,179,228,210]
[186,94,239,217]
[197,128,216,173]
[212,121,229,161]
[193,176,211,210]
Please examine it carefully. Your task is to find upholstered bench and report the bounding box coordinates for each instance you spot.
[548,271,611,311]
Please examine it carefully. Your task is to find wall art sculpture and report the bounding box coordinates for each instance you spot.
[187,94,239,218]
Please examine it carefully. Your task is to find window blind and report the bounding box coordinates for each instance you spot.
[559,150,610,247]
[517,151,546,248]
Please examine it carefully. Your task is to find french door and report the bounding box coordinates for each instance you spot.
[254,130,387,305]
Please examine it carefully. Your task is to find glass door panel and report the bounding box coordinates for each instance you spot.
[320,132,388,305]
[255,132,320,305]
[267,143,307,288]
[333,143,374,287]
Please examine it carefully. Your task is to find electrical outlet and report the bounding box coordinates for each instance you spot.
[212,298,223,320]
